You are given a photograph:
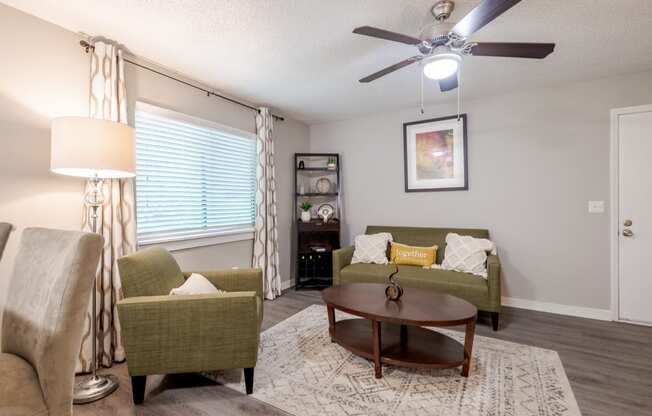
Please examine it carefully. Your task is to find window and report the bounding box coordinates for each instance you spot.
[135,102,257,247]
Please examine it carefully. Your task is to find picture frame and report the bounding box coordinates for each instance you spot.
[403,114,468,192]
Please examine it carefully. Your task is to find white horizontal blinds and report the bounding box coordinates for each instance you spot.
[135,108,257,245]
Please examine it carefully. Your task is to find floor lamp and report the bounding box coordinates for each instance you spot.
[50,117,136,403]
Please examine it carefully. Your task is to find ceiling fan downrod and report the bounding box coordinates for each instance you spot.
[432,0,455,22]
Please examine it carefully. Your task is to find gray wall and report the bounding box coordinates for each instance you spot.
[310,70,652,310]
[0,3,309,327]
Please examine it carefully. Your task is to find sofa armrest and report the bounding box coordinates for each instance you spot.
[185,268,263,300]
[333,246,354,285]
[487,254,501,311]
[117,291,260,376]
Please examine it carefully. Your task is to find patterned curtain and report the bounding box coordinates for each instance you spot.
[76,40,136,372]
[253,108,282,300]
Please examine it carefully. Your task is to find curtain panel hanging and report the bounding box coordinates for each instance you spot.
[76,40,136,372]
[253,108,282,300]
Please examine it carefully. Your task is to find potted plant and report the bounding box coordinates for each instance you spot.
[327,157,336,170]
[300,202,312,223]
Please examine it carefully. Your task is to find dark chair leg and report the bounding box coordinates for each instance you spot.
[131,375,147,404]
[244,367,254,395]
[491,312,499,331]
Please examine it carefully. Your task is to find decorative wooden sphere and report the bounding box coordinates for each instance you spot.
[385,265,403,301]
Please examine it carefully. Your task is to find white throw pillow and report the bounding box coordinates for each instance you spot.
[351,233,393,265]
[169,273,226,295]
[439,233,497,278]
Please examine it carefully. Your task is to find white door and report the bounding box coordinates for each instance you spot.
[617,108,652,324]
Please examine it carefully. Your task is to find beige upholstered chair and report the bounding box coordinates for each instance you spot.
[0,222,12,260]
[0,228,103,416]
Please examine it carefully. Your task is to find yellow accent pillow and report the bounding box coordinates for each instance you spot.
[390,242,438,267]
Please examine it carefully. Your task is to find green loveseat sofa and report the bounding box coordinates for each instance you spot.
[333,225,501,330]
[117,247,263,403]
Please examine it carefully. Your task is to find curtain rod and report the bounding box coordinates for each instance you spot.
[79,40,284,122]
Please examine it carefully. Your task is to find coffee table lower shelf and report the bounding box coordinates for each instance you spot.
[330,318,469,378]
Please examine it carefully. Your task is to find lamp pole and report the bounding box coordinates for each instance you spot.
[73,176,120,404]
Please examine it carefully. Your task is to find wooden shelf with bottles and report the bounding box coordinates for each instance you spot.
[293,153,341,290]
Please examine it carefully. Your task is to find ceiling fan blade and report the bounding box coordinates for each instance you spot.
[470,42,555,58]
[439,74,458,92]
[452,0,522,38]
[359,56,423,83]
[353,26,422,45]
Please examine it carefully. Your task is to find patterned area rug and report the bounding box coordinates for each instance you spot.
[207,305,581,416]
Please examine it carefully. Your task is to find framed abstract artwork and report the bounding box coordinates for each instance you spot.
[403,114,468,192]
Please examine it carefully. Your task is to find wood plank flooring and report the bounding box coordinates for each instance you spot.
[74,290,652,416]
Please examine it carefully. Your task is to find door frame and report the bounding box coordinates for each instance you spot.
[610,104,652,324]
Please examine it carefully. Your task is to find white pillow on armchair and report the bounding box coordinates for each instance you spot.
[439,233,497,278]
[170,273,226,295]
[351,233,393,264]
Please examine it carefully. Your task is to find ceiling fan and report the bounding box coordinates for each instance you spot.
[353,0,555,92]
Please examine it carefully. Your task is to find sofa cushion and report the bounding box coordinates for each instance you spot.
[396,266,487,291]
[339,264,491,310]
[0,353,47,416]
[340,263,487,291]
[340,263,397,284]
[398,266,489,310]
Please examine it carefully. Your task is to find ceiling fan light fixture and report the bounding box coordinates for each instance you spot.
[423,53,460,80]
[353,0,555,86]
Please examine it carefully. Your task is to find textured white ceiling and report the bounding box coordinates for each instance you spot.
[4,0,652,124]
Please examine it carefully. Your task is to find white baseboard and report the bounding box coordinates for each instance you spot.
[274,283,611,321]
[502,296,612,321]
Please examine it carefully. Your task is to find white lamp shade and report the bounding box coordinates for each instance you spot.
[51,117,136,178]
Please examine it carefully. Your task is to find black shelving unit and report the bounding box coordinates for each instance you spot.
[293,153,341,290]
[295,193,339,197]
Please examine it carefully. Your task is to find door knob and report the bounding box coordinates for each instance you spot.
[624,219,632,227]
[623,229,634,237]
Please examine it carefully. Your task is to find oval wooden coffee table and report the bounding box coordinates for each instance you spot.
[322,283,477,378]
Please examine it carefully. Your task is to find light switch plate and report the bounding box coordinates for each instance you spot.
[588,200,605,213]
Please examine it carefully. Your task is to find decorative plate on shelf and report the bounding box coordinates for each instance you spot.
[315,177,332,194]
[317,204,335,220]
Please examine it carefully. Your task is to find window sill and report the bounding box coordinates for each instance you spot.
[138,229,255,252]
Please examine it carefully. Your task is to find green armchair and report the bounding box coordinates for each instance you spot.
[117,247,263,404]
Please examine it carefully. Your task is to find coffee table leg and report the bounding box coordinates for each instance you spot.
[327,305,336,342]
[372,320,382,378]
[462,316,476,377]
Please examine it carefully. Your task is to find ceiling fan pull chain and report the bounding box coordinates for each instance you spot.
[456,62,462,121]
[420,62,425,115]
